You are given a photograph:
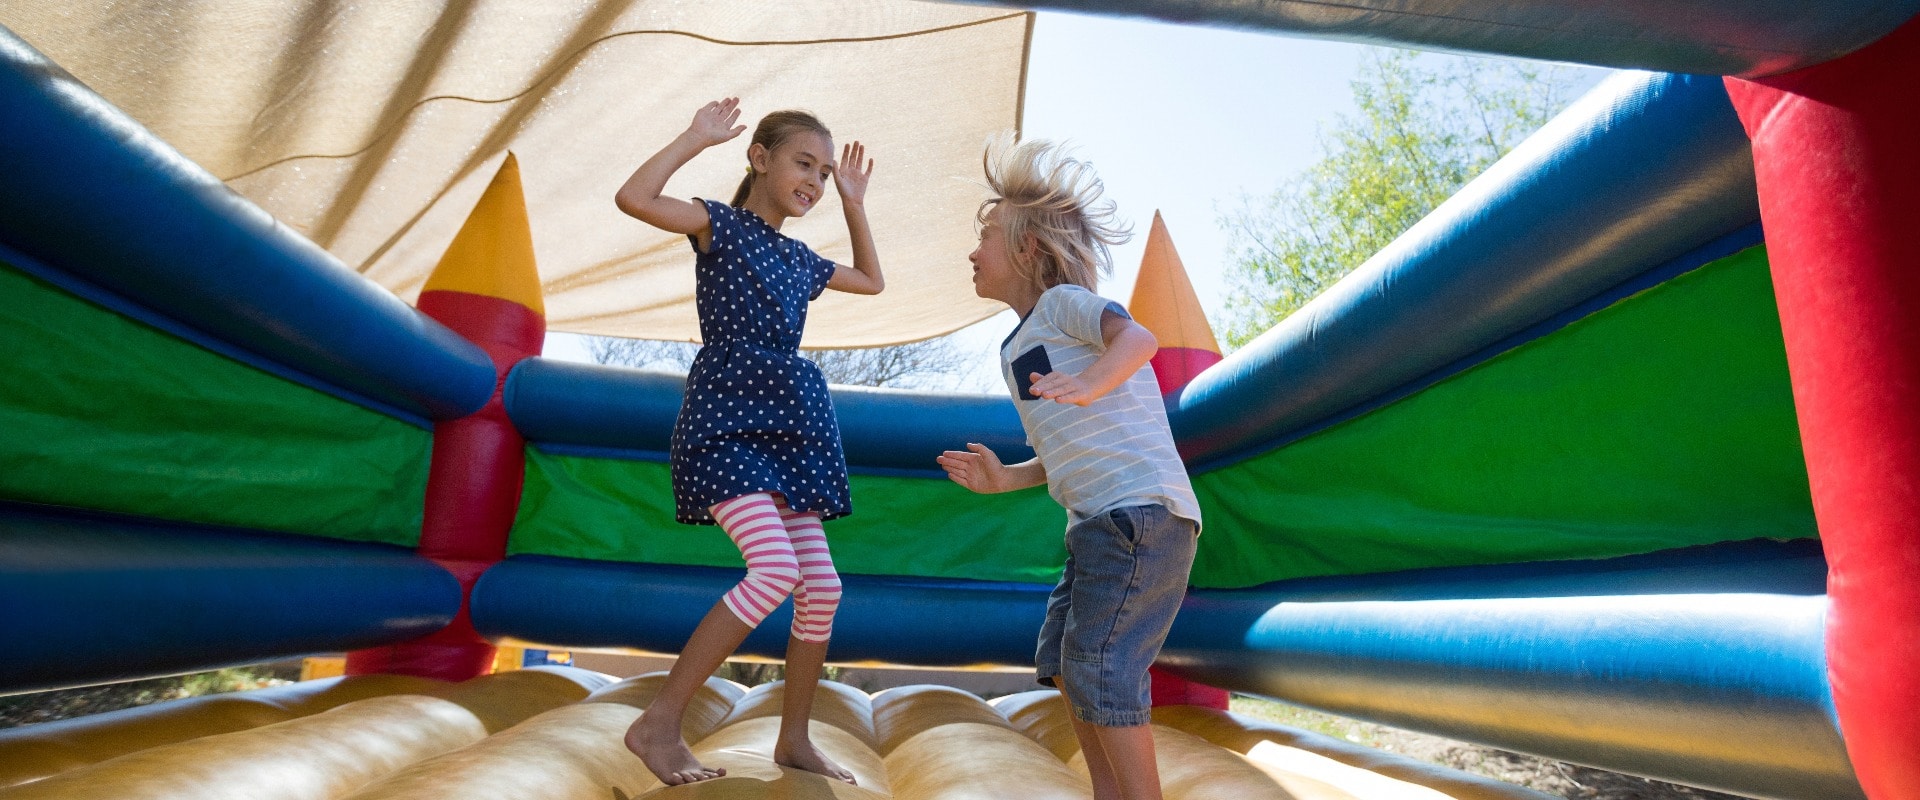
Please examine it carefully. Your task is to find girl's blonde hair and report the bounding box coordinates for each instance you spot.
[978,136,1131,292]
[733,110,833,207]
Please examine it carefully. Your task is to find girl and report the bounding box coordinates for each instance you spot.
[613,97,882,786]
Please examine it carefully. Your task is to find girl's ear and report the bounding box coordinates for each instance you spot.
[747,142,769,173]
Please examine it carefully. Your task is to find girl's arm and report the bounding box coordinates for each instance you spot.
[614,98,746,247]
[825,141,885,295]
[937,443,1045,494]
[1029,312,1159,406]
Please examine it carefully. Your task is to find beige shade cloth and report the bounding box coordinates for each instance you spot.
[0,1,1030,347]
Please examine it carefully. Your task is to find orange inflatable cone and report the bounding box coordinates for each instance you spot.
[1127,211,1223,396]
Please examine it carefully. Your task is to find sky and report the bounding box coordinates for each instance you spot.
[547,10,1609,392]
[941,11,1375,390]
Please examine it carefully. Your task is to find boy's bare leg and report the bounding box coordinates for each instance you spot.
[774,634,857,783]
[1056,677,1162,800]
[626,601,753,785]
[1089,723,1163,800]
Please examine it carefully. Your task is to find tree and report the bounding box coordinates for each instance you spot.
[1218,49,1589,348]
[587,335,972,390]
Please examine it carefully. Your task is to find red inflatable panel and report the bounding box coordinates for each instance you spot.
[348,291,544,681]
[1147,344,1228,710]
[1150,347,1225,397]
[1726,16,1920,800]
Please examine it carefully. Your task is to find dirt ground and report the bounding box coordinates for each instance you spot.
[1229,696,1756,800]
[3,668,1760,800]
[0,665,298,730]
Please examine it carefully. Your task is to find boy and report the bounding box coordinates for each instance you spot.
[937,138,1201,800]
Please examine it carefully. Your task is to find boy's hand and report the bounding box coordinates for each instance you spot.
[1030,371,1098,406]
[688,98,746,147]
[834,141,873,207]
[937,443,1010,494]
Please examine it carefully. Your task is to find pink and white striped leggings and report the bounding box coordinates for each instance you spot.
[711,492,841,643]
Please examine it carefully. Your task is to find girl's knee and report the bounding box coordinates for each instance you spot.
[747,561,802,595]
[792,573,842,642]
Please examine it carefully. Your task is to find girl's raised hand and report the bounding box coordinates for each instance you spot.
[833,141,874,206]
[689,98,746,147]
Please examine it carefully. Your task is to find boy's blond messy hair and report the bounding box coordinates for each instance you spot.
[979,136,1131,293]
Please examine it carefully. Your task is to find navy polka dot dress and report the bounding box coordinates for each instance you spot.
[670,199,852,525]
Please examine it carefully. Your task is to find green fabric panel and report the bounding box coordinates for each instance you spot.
[509,246,1807,589]
[1190,245,1813,587]
[512,451,1069,584]
[0,261,429,545]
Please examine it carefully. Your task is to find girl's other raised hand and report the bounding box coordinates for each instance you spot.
[833,141,874,207]
[689,98,747,147]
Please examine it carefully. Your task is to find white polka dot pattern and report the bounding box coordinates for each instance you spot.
[670,200,851,525]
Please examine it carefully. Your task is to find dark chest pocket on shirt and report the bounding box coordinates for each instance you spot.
[1011,345,1053,400]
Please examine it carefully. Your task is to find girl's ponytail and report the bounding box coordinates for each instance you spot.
[729,110,831,208]
[731,168,754,208]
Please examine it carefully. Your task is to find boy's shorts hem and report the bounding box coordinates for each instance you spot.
[1033,503,1197,731]
[1073,706,1152,728]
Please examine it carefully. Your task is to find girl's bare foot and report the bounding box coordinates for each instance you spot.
[625,714,725,785]
[774,737,857,784]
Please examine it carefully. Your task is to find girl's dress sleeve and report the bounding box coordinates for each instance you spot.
[802,243,836,300]
[688,198,734,254]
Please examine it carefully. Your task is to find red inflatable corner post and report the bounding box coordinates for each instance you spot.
[1127,210,1230,711]
[1725,17,1920,800]
[346,153,546,681]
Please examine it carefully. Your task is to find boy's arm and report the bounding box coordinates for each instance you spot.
[1029,310,1159,406]
[614,98,745,241]
[826,141,884,295]
[937,443,1046,494]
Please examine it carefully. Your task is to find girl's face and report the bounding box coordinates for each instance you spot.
[749,131,834,220]
[969,204,1036,310]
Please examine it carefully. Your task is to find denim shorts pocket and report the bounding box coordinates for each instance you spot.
[1108,507,1142,552]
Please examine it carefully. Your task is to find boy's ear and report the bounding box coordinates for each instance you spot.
[1018,232,1041,264]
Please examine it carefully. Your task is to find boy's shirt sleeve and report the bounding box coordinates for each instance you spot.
[1052,285,1129,348]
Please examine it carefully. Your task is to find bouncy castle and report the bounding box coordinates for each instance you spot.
[1,2,1917,799]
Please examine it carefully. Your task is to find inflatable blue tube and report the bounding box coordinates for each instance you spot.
[0,27,494,422]
[505,357,1034,475]
[504,359,686,457]
[475,540,1825,668]
[1163,593,1858,800]
[1171,72,1760,470]
[0,502,461,695]
[973,0,1920,77]
[471,556,1048,666]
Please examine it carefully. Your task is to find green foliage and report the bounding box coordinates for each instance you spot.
[1218,50,1586,348]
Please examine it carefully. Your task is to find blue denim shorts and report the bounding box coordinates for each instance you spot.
[1035,503,1198,727]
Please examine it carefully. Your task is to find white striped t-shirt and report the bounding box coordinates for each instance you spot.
[1001,284,1202,532]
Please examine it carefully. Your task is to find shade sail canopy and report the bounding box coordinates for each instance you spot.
[0,2,1030,347]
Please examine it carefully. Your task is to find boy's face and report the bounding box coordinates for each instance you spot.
[970,204,1029,308]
